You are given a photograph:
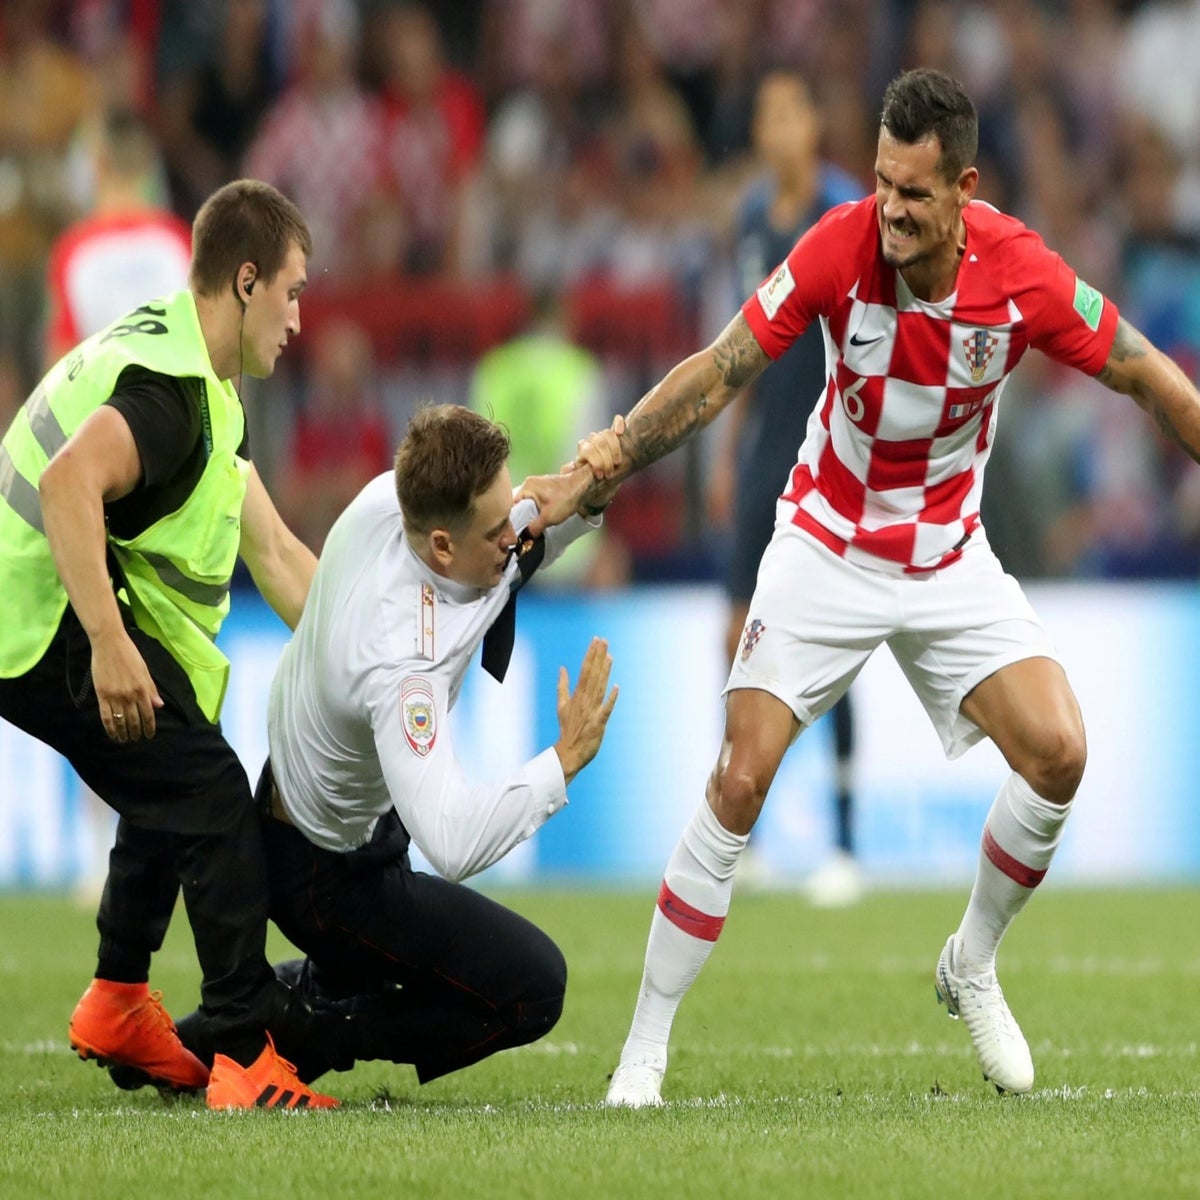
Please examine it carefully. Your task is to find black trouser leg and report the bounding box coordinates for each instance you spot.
[96,819,179,982]
[0,609,284,1058]
[327,881,567,1083]
[171,790,280,1050]
[263,809,567,1084]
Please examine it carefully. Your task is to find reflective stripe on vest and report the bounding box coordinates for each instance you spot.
[0,386,68,535]
[26,386,68,459]
[129,548,232,609]
[0,443,43,534]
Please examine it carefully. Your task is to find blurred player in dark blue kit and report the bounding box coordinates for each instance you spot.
[708,69,864,903]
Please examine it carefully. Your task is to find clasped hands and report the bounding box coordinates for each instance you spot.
[517,415,626,536]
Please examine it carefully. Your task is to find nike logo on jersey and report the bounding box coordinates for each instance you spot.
[849,332,883,346]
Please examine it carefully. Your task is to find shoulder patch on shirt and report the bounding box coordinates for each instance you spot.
[1073,277,1103,332]
[756,260,796,321]
[400,676,437,757]
[418,582,435,660]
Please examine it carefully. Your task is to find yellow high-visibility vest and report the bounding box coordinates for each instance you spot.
[0,290,248,721]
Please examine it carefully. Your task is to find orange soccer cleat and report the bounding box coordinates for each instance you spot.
[206,1033,340,1110]
[69,979,209,1093]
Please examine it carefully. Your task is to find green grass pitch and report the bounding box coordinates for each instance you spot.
[1,885,1198,1199]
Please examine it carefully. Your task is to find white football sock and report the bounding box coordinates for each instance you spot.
[956,772,1071,975]
[618,800,749,1068]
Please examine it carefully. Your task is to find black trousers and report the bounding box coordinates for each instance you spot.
[0,607,287,1050]
[256,763,567,1084]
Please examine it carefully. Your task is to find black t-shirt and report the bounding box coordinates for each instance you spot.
[103,365,249,540]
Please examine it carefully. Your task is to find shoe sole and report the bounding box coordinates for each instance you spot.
[70,1035,206,1095]
[604,1082,664,1110]
[107,1060,206,1097]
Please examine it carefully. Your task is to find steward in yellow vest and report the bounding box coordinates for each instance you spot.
[0,179,338,1109]
[0,289,247,721]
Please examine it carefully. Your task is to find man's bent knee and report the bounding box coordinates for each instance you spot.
[507,940,566,1046]
[707,761,769,836]
[509,990,565,1046]
[713,690,798,835]
[1023,725,1087,803]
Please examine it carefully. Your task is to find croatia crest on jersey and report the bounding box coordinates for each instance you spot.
[740,618,766,662]
[962,329,999,383]
[401,676,437,757]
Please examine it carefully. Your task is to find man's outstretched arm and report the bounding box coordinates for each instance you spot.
[1097,316,1200,461]
[525,312,771,534]
[374,638,618,882]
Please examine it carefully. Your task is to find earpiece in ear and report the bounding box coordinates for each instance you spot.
[232,265,258,307]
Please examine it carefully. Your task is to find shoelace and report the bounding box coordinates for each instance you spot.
[262,1032,304,1086]
[961,975,1021,1040]
[136,989,178,1034]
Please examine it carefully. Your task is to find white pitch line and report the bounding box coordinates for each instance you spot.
[10,1038,1199,1061]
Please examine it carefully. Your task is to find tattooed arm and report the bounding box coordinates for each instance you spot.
[1097,317,1200,462]
[523,313,772,534]
[615,311,771,471]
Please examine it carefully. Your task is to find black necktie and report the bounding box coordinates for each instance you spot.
[481,531,545,682]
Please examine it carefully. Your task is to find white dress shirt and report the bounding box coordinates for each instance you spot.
[267,473,599,881]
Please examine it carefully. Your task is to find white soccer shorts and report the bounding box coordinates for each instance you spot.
[725,523,1059,759]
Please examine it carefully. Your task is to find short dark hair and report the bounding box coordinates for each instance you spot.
[190,179,313,298]
[880,69,978,181]
[395,404,511,535]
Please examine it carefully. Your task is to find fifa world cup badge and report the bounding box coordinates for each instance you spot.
[400,676,437,756]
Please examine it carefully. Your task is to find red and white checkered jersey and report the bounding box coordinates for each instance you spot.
[45,209,192,361]
[243,88,386,276]
[742,196,1120,573]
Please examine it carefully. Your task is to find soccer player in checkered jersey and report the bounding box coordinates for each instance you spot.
[528,67,1200,1106]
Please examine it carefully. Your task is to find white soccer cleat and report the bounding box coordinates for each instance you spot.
[803,850,866,908]
[935,936,1034,1094]
[605,1058,665,1108]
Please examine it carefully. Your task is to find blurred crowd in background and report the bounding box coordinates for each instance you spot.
[4,0,1200,583]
